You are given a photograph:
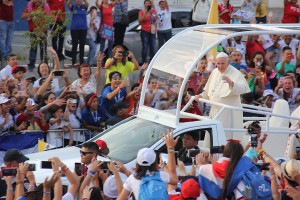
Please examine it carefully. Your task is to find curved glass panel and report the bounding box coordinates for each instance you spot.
[93,117,169,163]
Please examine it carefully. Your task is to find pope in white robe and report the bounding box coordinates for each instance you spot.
[200,52,250,139]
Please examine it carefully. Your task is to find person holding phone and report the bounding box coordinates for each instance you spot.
[138,0,157,64]
[104,45,139,84]
[86,6,100,66]
[276,46,296,80]
[96,0,117,57]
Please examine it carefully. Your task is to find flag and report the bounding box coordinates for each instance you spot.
[207,0,219,58]
[38,139,55,152]
[0,132,44,165]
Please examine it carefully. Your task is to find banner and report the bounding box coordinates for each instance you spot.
[0,132,44,165]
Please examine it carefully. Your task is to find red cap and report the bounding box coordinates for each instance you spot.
[181,179,200,199]
[95,139,107,152]
[11,65,26,74]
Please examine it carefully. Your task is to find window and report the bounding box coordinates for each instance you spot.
[172,11,193,28]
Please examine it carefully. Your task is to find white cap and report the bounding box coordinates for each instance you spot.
[137,148,156,166]
[263,89,274,97]
[216,52,229,58]
[0,96,10,104]
[103,173,127,198]
[27,98,36,106]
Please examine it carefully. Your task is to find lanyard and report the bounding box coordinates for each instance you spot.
[91,111,98,123]
[114,90,121,102]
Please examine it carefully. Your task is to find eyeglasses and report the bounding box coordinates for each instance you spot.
[80,150,95,156]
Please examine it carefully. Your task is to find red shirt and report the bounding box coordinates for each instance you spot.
[139,9,157,33]
[0,0,13,21]
[99,4,114,26]
[48,0,66,21]
[282,3,300,23]
[179,104,202,123]
[23,3,49,31]
[16,113,49,131]
[218,3,233,24]
[246,41,265,60]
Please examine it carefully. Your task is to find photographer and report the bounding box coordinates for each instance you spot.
[104,45,139,84]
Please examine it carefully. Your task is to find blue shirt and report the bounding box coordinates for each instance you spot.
[230,62,249,73]
[70,4,88,30]
[81,107,102,126]
[100,86,127,121]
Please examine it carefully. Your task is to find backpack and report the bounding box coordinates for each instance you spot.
[226,156,272,200]
[241,165,272,200]
[138,171,169,200]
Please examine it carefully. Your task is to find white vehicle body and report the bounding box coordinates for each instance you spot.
[29,23,300,185]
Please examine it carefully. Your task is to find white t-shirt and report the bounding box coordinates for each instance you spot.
[47,119,69,147]
[231,41,247,65]
[71,75,97,99]
[155,6,172,31]
[0,113,14,134]
[123,171,170,200]
[64,111,84,142]
[278,88,300,113]
[86,14,101,41]
[278,39,299,66]
[0,65,13,80]
[33,77,60,93]
[145,88,165,109]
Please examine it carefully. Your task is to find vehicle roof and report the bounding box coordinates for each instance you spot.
[138,24,300,128]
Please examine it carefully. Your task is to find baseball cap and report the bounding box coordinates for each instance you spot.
[181,178,200,199]
[137,148,156,166]
[4,149,29,163]
[11,65,26,74]
[263,89,274,97]
[0,96,10,104]
[95,139,109,155]
[110,101,130,114]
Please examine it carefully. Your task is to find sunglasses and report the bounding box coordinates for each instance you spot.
[80,150,95,156]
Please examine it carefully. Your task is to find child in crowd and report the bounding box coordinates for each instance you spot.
[48,105,74,148]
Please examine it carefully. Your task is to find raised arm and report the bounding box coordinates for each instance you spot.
[95,53,105,80]
[128,51,139,70]
[67,0,72,10]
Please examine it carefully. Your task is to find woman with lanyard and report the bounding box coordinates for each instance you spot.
[100,71,129,121]
[81,93,103,140]
[113,0,128,46]
[96,0,116,57]
[67,0,89,66]
[138,0,157,64]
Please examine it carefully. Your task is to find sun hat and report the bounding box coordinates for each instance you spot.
[281,159,300,180]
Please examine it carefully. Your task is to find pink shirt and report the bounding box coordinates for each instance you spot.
[139,9,157,33]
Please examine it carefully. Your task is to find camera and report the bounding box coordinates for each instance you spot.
[119,51,129,57]
[99,161,109,170]
[147,5,152,11]
[1,168,17,176]
[187,149,201,158]
[255,162,269,171]
[210,146,223,154]
[250,133,258,147]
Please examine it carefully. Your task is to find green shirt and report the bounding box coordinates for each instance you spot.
[276,62,295,79]
[105,58,135,83]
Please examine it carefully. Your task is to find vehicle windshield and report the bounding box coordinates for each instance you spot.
[93,117,170,163]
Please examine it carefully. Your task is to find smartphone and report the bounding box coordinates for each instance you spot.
[296,147,300,160]
[74,163,82,176]
[2,168,17,176]
[160,152,178,165]
[255,162,270,171]
[26,77,37,83]
[210,146,223,154]
[187,149,201,158]
[288,54,295,59]
[147,5,152,11]
[34,111,40,118]
[99,161,109,170]
[28,163,36,171]
[53,71,64,76]
[250,133,258,147]
[69,99,77,104]
[26,121,31,127]
[41,161,52,169]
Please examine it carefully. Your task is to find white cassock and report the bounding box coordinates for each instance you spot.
[202,65,250,139]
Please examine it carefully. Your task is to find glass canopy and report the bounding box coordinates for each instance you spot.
[137,24,300,128]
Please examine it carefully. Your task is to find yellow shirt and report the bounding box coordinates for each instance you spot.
[255,0,268,18]
[105,58,135,84]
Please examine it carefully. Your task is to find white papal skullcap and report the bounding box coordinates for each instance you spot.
[216,52,229,58]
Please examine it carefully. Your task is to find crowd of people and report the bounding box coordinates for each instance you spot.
[1,0,300,199]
